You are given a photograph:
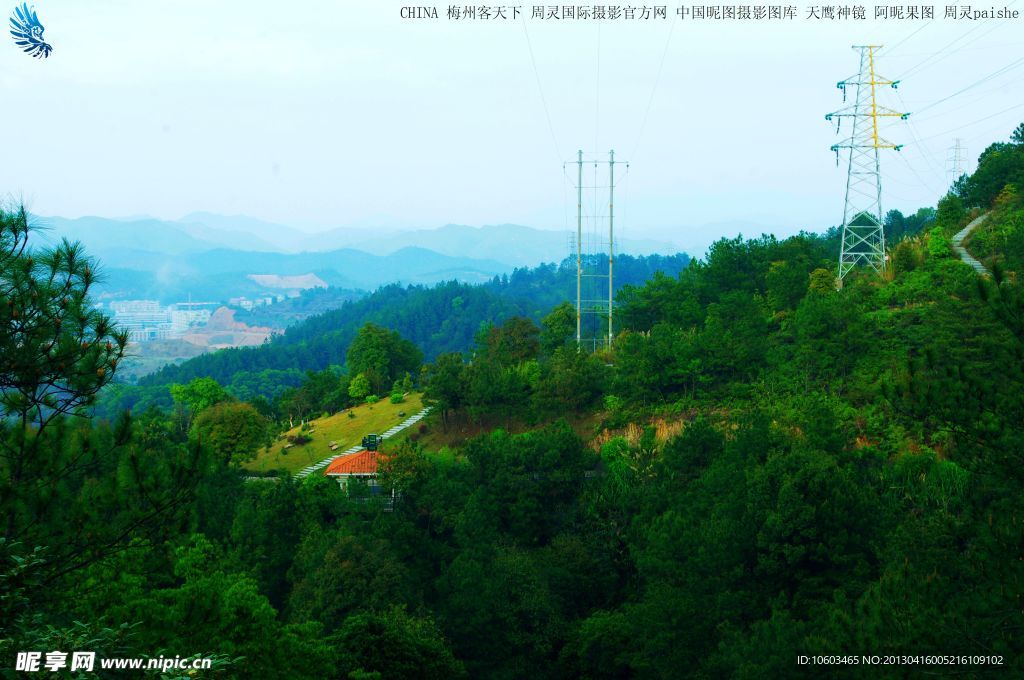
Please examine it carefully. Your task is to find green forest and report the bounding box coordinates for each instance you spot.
[2,124,1024,679]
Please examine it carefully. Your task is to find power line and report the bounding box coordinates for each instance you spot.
[891,43,1024,175]
[888,42,1024,59]
[906,100,1024,145]
[629,19,677,160]
[878,19,934,59]
[907,75,1024,125]
[896,92,946,182]
[897,2,1019,79]
[901,15,1016,78]
[519,16,563,164]
[914,54,1024,116]
[595,20,601,152]
[898,151,942,198]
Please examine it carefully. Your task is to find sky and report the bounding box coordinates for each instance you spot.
[1,0,1022,254]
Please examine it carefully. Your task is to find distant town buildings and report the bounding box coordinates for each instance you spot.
[227,295,284,311]
[106,300,218,342]
[101,294,285,343]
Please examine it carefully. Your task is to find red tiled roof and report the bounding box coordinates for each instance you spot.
[324,449,387,476]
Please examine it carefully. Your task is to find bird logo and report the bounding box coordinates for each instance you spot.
[9,3,52,58]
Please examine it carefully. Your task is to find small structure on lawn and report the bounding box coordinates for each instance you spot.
[324,448,390,499]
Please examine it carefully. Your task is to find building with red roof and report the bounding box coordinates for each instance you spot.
[324,449,392,500]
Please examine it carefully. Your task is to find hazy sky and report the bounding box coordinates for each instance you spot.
[1,0,1022,252]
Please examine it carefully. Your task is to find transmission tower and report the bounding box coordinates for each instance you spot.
[826,45,909,283]
[947,138,967,186]
[567,150,625,351]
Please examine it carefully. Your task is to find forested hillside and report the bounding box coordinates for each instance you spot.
[148,253,689,384]
[961,123,1024,273]
[95,254,689,417]
[3,124,1023,679]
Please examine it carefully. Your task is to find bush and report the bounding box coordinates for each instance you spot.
[191,402,270,466]
[390,392,405,404]
[366,395,380,404]
[935,193,967,234]
[928,227,951,258]
[892,239,921,274]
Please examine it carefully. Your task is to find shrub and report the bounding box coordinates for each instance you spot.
[935,193,967,233]
[892,239,921,274]
[928,227,951,258]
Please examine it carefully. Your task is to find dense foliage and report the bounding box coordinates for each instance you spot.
[955,122,1024,209]
[959,133,1024,274]
[4,127,1024,678]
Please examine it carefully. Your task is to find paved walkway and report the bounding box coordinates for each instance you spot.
[293,407,431,479]
[952,214,990,276]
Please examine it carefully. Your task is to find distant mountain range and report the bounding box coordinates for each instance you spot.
[30,213,685,304]
[36,214,677,263]
[76,245,514,305]
[345,223,677,267]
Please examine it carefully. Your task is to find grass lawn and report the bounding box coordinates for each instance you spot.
[242,392,424,475]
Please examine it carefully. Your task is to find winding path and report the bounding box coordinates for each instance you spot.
[951,214,990,276]
[293,406,431,479]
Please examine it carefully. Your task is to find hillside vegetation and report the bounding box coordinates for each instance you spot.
[2,124,1023,679]
[957,123,1024,273]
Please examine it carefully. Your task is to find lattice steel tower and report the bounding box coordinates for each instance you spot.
[947,138,967,186]
[826,45,908,282]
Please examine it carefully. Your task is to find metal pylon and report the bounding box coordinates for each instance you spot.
[826,45,909,282]
[566,150,625,351]
[947,138,967,187]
